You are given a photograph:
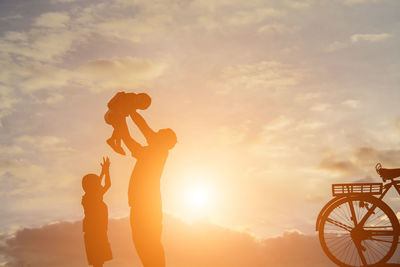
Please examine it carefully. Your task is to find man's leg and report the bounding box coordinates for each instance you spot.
[130,207,165,267]
[152,240,165,267]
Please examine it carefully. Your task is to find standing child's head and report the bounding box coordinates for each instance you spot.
[82,174,101,195]
[135,93,152,110]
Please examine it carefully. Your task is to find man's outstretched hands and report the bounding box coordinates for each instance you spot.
[101,156,110,174]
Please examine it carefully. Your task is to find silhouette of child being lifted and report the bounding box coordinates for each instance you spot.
[105,92,151,155]
[81,157,113,267]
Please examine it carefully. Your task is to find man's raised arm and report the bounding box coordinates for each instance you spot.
[130,111,156,144]
[118,117,143,158]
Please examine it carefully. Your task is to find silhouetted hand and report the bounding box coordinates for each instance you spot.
[101,156,110,174]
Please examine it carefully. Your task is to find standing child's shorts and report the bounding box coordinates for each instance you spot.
[84,230,113,265]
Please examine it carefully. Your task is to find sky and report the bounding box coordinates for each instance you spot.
[0,0,400,266]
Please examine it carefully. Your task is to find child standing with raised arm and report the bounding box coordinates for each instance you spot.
[81,157,113,267]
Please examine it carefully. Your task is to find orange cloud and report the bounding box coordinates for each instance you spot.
[76,57,167,92]
[0,214,336,267]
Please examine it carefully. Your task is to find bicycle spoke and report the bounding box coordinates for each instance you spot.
[326,218,353,232]
[348,200,358,226]
[366,230,396,236]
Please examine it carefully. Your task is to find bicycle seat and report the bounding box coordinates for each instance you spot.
[376,163,400,181]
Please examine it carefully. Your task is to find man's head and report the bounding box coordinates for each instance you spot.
[136,93,152,110]
[154,128,177,150]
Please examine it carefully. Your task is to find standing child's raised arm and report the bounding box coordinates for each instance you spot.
[100,157,111,193]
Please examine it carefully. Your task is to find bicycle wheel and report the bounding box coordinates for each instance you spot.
[319,195,399,267]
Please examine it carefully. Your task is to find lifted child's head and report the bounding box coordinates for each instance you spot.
[135,93,151,110]
[82,174,101,194]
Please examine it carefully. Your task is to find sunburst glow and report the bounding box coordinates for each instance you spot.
[186,184,210,208]
[177,169,219,220]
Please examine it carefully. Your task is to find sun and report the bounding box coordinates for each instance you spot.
[182,179,215,220]
[174,168,220,221]
[186,184,210,208]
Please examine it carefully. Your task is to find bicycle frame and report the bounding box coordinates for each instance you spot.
[356,179,400,230]
[380,180,400,199]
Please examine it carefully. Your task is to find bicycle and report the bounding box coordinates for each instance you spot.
[316,163,400,266]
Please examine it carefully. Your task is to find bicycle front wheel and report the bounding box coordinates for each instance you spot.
[319,195,399,267]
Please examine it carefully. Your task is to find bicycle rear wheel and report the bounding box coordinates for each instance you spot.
[319,195,399,267]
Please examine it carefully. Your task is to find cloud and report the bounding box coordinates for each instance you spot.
[0,146,24,155]
[0,159,49,202]
[75,57,167,92]
[0,215,336,267]
[341,0,384,5]
[110,0,289,36]
[310,103,330,112]
[305,193,325,202]
[216,123,250,145]
[216,61,304,94]
[222,8,285,26]
[324,41,348,52]
[2,32,27,42]
[319,154,360,175]
[0,86,19,127]
[0,29,79,62]
[354,146,400,167]
[51,0,78,3]
[284,0,312,9]
[350,33,392,43]
[16,135,74,153]
[40,93,64,104]
[263,115,292,131]
[194,7,287,33]
[95,15,173,43]
[296,120,325,130]
[0,15,22,21]
[326,32,392,52]
[35,12,70,28]
[0,156,78,233]
[257,23,296,34]
[0,56,165,93]
[0,172,26,194]
[318,146,400,176]
[17,62,71,92]
[342,99,360,109]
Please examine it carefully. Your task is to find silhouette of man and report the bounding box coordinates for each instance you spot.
[120,111,177,267]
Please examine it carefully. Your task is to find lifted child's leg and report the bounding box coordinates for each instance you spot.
[119,117,138,154]
[105,110,125,155]
[107,128,126,155]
